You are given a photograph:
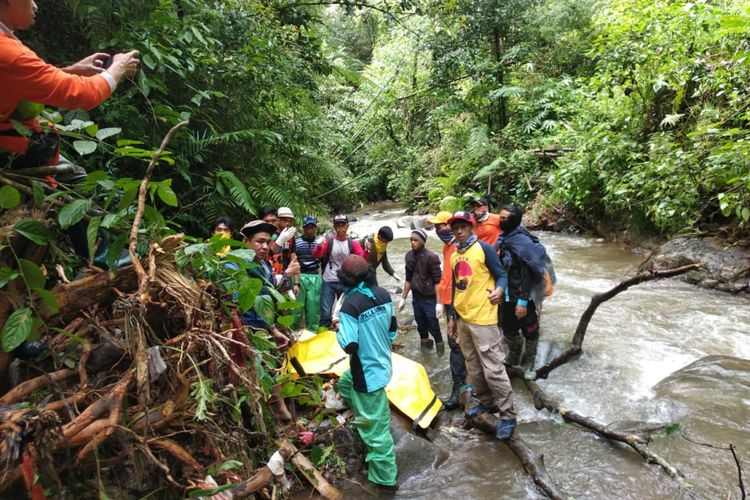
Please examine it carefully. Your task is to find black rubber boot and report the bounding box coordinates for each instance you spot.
[522,335,539,380]
[435,341,445,356]
[505,333,523,367]
[441,383,463,410]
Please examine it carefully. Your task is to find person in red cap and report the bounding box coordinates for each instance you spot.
[335,254,398,492]
[312,214,368,329]
[447,210,517,440]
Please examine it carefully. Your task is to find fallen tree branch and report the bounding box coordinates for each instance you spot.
[0,369,77,405]
[535,264,702,379]
[458,390,568,499]
[276,438,342,500]
[128,120,189,301]
[228,443,294,497]
[730,444,746,500]
[523,378,692,490]
[62,371,133,440]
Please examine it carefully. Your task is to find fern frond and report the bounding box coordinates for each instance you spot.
[216,170,257,215]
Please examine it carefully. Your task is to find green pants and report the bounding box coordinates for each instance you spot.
[338,370,397,487]
[295,273,321,331]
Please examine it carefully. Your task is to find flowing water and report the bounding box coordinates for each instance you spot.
[346,202,750,499]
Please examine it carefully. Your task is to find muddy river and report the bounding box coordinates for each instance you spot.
[346,202,749,499]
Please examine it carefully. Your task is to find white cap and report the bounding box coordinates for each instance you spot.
[278,207,294,218]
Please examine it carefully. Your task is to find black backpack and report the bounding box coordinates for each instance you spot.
[320,237,355,270]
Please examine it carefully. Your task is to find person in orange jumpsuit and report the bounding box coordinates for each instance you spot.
[469,196,501,246]
[1,0,140,170]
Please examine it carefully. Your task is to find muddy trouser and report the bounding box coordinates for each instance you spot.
[448,337,467,387]
[457,319,516,419]
[295,272,321,331]
[319,280,348,328]
[338,369,398,487]
[501,300,540,367]
[412,296,443,343]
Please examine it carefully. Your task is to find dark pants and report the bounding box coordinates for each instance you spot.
[501,300,540,342]
[412,296,443,343]
[320,280,348,328]
[448,337,467,386]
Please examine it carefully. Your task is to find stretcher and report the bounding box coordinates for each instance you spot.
[284,330,442,429]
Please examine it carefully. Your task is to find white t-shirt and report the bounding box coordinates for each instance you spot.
[322,238,351,282]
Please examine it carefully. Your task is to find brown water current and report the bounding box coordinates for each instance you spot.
[347,203,750,500]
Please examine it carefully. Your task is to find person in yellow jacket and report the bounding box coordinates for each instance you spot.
[429,211,467,409]
[446,211,516,440]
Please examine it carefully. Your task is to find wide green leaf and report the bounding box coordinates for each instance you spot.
[157,183,178,207]
[2,307,33,352]
[73,140,97,155]
[31,181,44,208]
[95,127,122,141]
[87,216,102,260]
[0,185,21,209]
[34,287,59,315]
[237,278,263,311]
[13,219,52,245]
[19,258,45,289]
[58,199,92,229]
[277,315,294,328]
[0,267,19,288]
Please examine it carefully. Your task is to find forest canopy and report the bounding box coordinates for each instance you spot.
[15,0,750,238]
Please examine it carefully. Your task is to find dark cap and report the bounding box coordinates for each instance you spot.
[469,196,489,206]
[240,220,277,239]
[333,214,349,224]
[303,215,318,227]
[448,211,476,226]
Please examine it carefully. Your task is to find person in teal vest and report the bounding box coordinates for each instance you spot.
[335,254,399,492]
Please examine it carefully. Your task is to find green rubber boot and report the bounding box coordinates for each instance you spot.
[522,336,538,380]
[505,333,523,367]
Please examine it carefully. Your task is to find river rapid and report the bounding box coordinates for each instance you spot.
[346,202,750,499]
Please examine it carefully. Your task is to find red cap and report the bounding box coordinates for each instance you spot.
[447,210,476,226]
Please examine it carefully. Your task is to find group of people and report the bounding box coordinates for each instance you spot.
[0,2,550,491]
[219,197,552,492]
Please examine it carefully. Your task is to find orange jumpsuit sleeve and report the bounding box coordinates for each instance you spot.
[1,35,111,113]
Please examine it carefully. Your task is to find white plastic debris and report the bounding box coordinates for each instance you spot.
[147,346,167,379]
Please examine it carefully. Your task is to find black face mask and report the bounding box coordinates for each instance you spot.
[499,210,522,233]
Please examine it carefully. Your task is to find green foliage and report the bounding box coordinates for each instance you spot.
[0,186,21,209]
[321,0,749,236]
[2,307,33,353]
[13,220,53,245]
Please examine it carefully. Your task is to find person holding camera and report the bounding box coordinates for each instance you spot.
[0,0,140,170]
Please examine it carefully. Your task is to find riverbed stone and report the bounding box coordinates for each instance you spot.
[642,237,750,296]
[390,412,450,478]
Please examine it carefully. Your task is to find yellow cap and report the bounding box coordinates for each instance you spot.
[428,211,453,224]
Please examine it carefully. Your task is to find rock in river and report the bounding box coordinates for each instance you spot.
[642,237,750,296]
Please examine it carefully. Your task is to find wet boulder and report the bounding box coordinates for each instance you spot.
[654,355,750,435]
[641,237,750,296]
[396,214,435,230]
[391,412,449,479]
[397,216,413,229]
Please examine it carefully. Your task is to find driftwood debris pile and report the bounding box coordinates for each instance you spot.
[0,233,279,497]
[0,123,344,499]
